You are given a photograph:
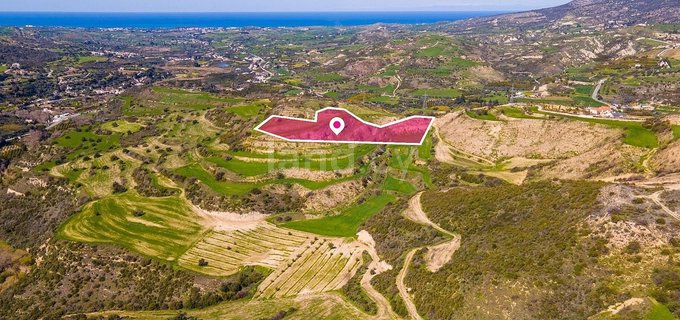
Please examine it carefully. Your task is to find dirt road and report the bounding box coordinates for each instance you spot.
[357,230,400,319]
[406,192,455,237]
[396,192,461,320]
[646,191,680,222]
[432,124,492,166]
[397,249,423,320]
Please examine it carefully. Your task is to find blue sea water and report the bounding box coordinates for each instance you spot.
[0,12,505,28]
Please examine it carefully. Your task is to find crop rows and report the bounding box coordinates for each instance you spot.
[257,238,363,298]
[178,224,310,276]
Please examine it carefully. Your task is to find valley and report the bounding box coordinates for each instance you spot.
[1,1,680,319]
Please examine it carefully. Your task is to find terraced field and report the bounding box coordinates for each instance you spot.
[178,225,311,276]
[58,193,204,261]
[87,292,370,320]
[258,237,363,298]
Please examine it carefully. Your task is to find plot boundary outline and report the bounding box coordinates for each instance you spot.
[254,107,435,146]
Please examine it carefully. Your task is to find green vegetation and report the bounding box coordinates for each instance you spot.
[536,112,658,148]
[369,95,399,105]
[0,65,7,73]
[101,120,144,133]
[82,292,367,320]
[227,100,268,117]
[77,55,107,64]
[448,57,479,68]
[646,300,675,320]
[54,128,121,160]
[342,253,378,315]
[407,181,609,319]
[517,88,603,108]
[418,133,433,161]
[58,193,204,261]
[282,194,396,237]
[417,45,446,57]
[672,126,680,141]
[150,86,242,111]
[311,72,344,82]
[466,110,498,121]
[411,88,461,98]
[383,176,416,195]
[175,164,256,195]
[497,106,538,119]
[380,64,399,76]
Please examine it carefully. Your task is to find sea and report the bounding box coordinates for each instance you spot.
[0,11,505,28]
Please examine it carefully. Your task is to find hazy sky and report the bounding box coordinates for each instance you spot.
[0,0,571,12]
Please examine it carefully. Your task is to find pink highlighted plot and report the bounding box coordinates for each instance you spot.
[255,107,434,145]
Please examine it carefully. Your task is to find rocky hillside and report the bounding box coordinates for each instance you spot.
[451,0,680,31]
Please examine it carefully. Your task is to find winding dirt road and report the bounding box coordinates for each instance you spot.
[357,230,400,319]
[645,191,680,222]
[397,249,423,320]
[397,192,461,320]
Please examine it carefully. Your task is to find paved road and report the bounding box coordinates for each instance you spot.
[592,79,610,106]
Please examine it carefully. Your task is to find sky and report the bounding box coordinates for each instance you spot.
[0,0,572,12]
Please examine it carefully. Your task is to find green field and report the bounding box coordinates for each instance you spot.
[497,107,538,119]
[101,120,144,133]
[282,194,396,237]
[227,100,268,117]
[645,300,675,320]
[466,110,499,121]
[517,93,603,108]
[418,133,433,161]
[411,88,461,98]
[417,45,446,57]
[175,164,257,195]
[150,86,242,111]
[54,129,121,160]
[383,176,416,195]
[673,125,680,141]
[78,55,108,64]
[369,95,399,105]
[311,72,344,82]
[0,65,6,73]
[58,193,204,261]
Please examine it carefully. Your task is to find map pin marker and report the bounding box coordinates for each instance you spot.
[330,117,345,135]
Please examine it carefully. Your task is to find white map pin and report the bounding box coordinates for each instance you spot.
[330,117,345,135]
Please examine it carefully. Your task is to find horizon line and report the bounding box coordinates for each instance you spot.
[0,10,513,13]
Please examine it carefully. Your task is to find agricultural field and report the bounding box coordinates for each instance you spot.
[58,193,204,261]
[257,236,364,298]
[4,6,680,318]
[178,225,310,276]
[77,55,108,64]
[101,120,144,133]
[54,127,122,160]
[282,194,396,237]
[87,292,370,320]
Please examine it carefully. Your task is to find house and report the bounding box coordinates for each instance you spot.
[587,106,613,117]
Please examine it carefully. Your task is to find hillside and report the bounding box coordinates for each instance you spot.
[1,3,680,320]
[451,0,680,31]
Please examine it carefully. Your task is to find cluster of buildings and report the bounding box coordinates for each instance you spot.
[90,50,139,59]
[586,104,655,118]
